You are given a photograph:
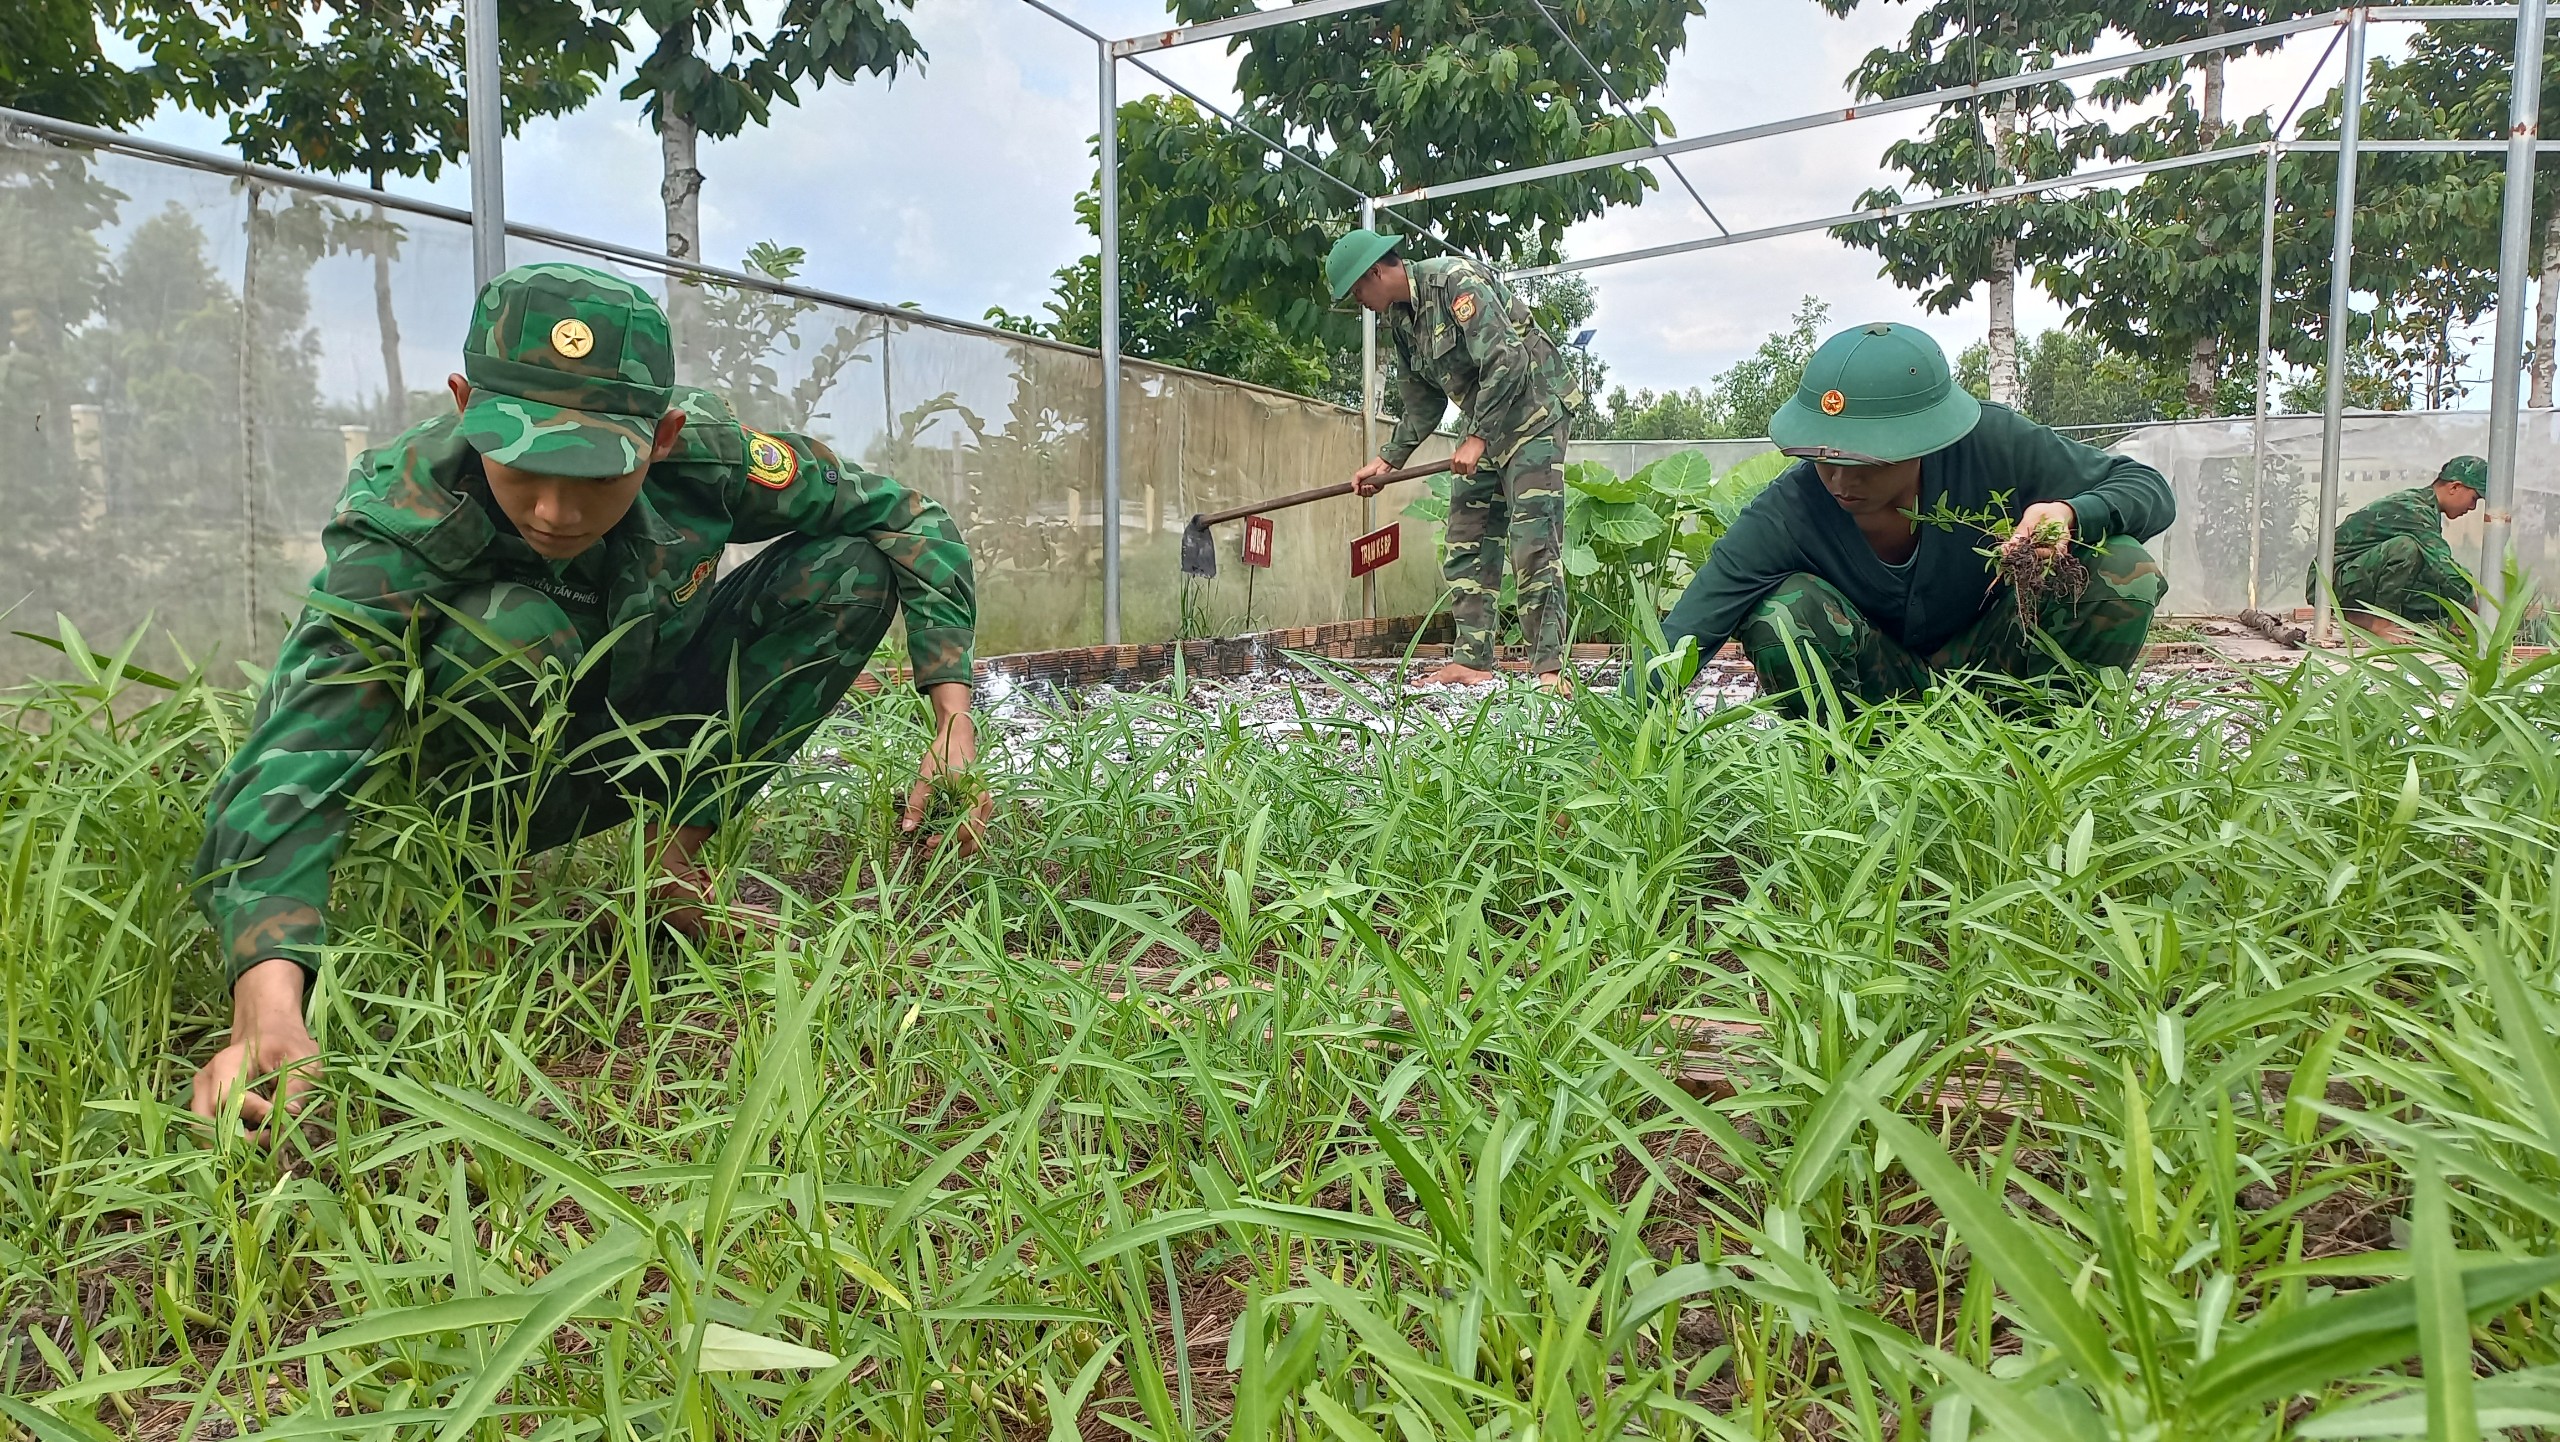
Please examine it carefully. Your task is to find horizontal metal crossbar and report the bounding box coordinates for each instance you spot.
[1112,0,1387,56]
[1375,4,2524,210]
[1503,136,2560,280]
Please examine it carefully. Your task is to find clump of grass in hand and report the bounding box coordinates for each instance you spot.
[1913,489,2089,627]
[921,766,987,827]
[1996,512,2089,628]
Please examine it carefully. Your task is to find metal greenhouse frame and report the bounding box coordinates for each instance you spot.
[435,0,2550,636]
[1370,3,2550,632]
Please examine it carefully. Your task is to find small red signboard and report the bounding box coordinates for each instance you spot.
[1350,522,1402,577]
[1241,514,1275,568]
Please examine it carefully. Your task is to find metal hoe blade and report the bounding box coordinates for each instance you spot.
[1179,516,1218,578]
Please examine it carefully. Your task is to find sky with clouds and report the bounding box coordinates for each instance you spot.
[121,0,2421,399]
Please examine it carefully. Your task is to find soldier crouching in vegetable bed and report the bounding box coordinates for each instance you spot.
[2312,455,2481,625]
[1640,322,2176,716]
[187,262,987,1130]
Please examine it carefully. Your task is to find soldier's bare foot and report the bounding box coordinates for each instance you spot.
[1534,670,1573,695]
[1414,663,1499,686]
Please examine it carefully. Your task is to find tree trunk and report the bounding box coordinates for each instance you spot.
[1988,237,2020,406]
[2188,32,2225,416]
[1987,97,2021,407]
[661,108,703,265]
[2187,336,2218,417]
[657,21,706,352]
[368,167,405,427]
[2534,206,2559,408]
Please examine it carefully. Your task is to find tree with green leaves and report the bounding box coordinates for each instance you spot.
[1584,297,1828,440]
[1823,0,2114,404]
[986,97,1353,401]
[692,240,883,431]
[1954,328,2188,428]
[620,0,923,338]
[1149,0,1702,342]
[120,0,626,423]
[2061,0,2317,412]
[2332,17,2560,406]
[4,0,154,127]
[988,98,1623,406]
[2059,8,2551,418]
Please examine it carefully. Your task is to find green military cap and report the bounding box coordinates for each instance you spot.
[1325,228,1403,301]
[458,262,676,479]
[2438,455,2488,490]
[1768,321,1982,465]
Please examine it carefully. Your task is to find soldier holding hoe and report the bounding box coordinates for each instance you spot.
[1645,322,2176,714]
[188,263,988,1130]
[2313,455,2481,625]
[1327,228,1580,692]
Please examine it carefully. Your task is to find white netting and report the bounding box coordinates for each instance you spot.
[2109,412,2560,614]
[1,124,1440,679]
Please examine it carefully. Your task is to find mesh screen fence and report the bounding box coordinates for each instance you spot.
[2109,412,2560,615]
[13,121,2556,683]
[1,124,1437,682]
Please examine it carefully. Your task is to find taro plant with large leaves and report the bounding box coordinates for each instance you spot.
[1409,448,1789,645]
[1573,449,1796,642]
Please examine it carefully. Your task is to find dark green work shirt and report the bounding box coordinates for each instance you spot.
[1658,403,2176,662]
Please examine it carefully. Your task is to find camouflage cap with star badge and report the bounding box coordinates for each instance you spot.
[458,262,677,479]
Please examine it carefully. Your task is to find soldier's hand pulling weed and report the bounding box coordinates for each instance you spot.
[902,683,993,856]
[187,957,320,1138]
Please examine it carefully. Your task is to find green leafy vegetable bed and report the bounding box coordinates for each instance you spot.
[6,621,2560,1440]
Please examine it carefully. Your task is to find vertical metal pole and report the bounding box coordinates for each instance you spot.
[2315,9,2368,644]
[2482,0,2549,597]
[2250,139,2280,613]
[1360,198,1380,621]
[464,0,506,287]
[1098,42,1123,645]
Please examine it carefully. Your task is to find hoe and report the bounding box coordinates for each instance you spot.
[1178,459,1452,579]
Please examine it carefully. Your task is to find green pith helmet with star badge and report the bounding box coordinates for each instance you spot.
[1325,228,1403,301]
[1768,321,1982,464]
[2438,455,2488,491]
[459,262,676,479]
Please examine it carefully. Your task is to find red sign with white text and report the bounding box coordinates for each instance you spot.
[1349,522,1401,577]
[1241,514,1274,568]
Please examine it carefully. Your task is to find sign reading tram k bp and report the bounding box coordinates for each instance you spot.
[1242,515,1275,569]
[1350,522,1401,578]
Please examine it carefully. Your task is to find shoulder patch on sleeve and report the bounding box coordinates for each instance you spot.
[745,430,801,489]
[1450,292,1478,324]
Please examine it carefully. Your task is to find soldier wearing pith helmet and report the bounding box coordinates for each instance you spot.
[1647,321,2177,713]
[1327,228,1580,692]
[187,262,987,1131]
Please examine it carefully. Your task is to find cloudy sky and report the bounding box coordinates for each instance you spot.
[123,0,2401,398]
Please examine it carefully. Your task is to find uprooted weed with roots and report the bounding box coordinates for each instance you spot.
[7,603,2560,1439]
[1916,490,2094,627]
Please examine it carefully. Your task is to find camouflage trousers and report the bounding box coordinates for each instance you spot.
[1738,535,2165,718]
[414,533,897,852]
[2331,535,2470,623]
[1444,426,1569,672]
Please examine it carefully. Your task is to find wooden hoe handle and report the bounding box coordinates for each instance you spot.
[1191,458,1453,528]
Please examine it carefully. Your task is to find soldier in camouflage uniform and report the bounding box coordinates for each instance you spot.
[2312,455,2481,623]
[1646,323,2175,718]
[188,263,983,1129]
[1326,229,1579,691]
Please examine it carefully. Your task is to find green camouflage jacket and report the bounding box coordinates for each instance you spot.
[1379,256,1577,469]
[2320,486,2473,604]
[195,385,975,981]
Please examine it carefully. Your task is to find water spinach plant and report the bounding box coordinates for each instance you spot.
[4,607,2560,1438]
